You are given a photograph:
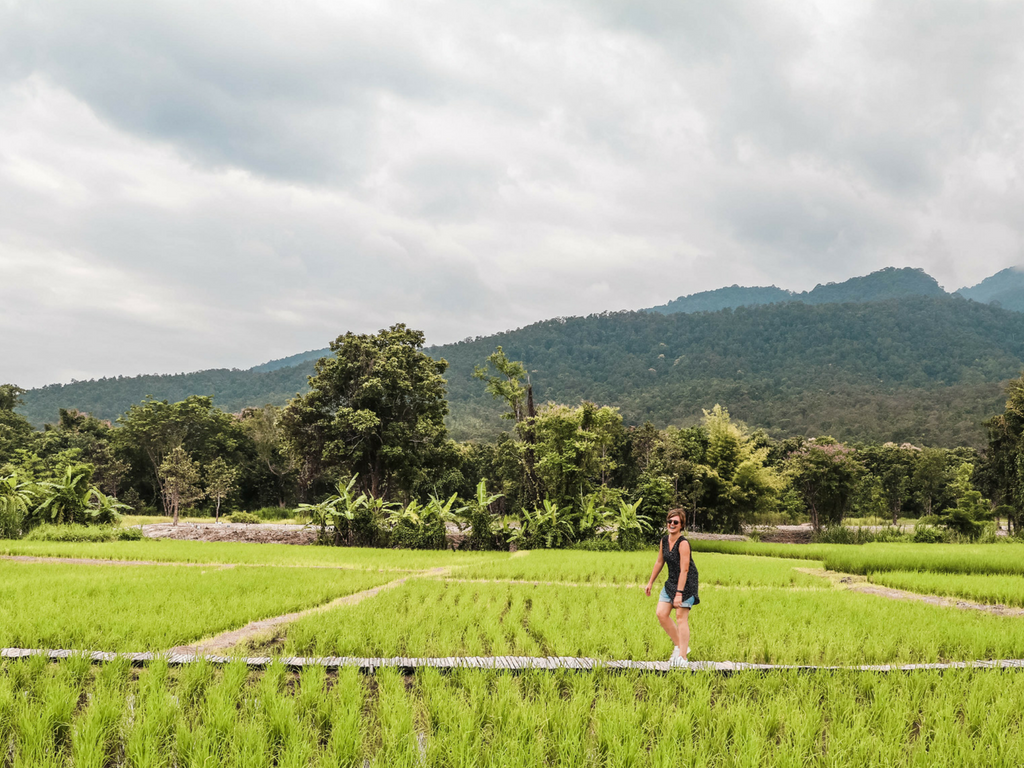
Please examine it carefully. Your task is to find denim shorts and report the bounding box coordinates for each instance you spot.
[659,586,695,608]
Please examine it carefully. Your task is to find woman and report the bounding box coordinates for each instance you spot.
[645,508,699,667]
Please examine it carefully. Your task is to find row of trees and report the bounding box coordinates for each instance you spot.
[1,325,1017,546]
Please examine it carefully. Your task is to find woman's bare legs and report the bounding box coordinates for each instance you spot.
[675,607,691,658]
[655,601,678,647]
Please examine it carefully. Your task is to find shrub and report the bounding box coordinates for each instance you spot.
[912,525,949,544]
[23,524,145,542]
[251,506,296,521]
[226,512,262,524]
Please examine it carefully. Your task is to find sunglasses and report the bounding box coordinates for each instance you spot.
[666,520,680,526]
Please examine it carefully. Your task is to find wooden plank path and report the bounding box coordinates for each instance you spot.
[4,648,1024,673]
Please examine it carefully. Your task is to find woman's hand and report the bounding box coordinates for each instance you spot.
[673,594,683,609]
[644,582,653,597]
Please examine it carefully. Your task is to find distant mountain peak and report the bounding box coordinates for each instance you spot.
[958,266,1024,312]
[648,266,946,315]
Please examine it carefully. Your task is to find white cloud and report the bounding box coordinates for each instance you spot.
[1,0,1023,386]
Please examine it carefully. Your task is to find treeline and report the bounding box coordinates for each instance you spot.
[19,295,1024,448]
[3,324,1022,548]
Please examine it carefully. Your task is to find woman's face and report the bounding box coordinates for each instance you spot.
[666,515,682,532]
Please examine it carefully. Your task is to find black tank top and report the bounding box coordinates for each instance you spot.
[662,534,700,604]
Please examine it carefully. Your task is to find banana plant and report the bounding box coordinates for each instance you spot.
[85,489,131,525]
[0,474,34,538]
[34,466,94,526]
[528,499,575,549]
[612,497,653,548]
[577,494,614,541]
[454,480,504,549]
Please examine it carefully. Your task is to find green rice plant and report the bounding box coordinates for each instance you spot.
[124,660,179,768]
[867,570,1024,607]
[823,542,1024,576]
[24,523,144,542]
[371,668,421,768]
[0,561,392,651]
[4,658,1024,765]
[72,660,130,768]
[287,578,1024,664]
[457,550,826,588]
[689,539,842,561]
[0,538,507,570]
[321,667,366,767]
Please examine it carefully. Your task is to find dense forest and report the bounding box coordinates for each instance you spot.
[5,322,1024,548]
[17,295,1024,447]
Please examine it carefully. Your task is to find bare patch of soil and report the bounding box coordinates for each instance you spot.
[143,523,318,545]
[797,567,1024,617]
[758,526,814,544]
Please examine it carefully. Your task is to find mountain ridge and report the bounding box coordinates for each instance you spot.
[16,293,1024,447]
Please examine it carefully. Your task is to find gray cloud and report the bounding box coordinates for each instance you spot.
[1,0,1023,386]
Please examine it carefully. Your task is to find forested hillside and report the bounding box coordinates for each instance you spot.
[959,267,1024,312]
[648,266,945,314]
[17,295,1024,448]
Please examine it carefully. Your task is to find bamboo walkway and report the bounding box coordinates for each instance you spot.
[4,647,1024,673]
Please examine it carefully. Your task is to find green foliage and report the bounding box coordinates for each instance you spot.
[225,511,261,524]
[283,323,450,499]
[0,474,33,538]
[22,294,1024,448]
[32,465,129,528]
[787,439,862,531]
[457,479,505,550]
[390,494,463,550]
[204,456,238,522]
[23,524,143,542]
[158,447,204,525]
[939,462,991,539]
[699,405,781,533]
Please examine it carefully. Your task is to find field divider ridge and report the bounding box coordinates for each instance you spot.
[5,647,1024,673]
[798,567,1024,616]
[165,565,451,656]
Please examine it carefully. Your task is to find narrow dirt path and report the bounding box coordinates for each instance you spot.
[797,568,1024,617]
[167,567,450,656]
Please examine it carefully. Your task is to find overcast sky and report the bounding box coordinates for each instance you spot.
[2,0,1023,388]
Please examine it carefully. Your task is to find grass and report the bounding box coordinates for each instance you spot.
[0,538,509,570]
[868,570,1024,608]
[459,550,826,588]
[822,543,1024,576]
[690,539,843,561]
[3,657,1024,766]
[0,560,393,651]
[282,578,1024,664]
[691,539,1024,577]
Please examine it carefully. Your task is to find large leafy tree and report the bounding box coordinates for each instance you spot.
[698,405,781,533]
[0,385,34,466]
[114,396,244,512]
[787,438,863,532]
[282,324,450,499]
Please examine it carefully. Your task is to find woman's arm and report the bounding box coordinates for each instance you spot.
[645,539,664,597]
[673,540,691,608]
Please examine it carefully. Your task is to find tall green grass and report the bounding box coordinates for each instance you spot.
[868,571,1024,608]
[0,539,508,570]
[4,658,1024,766]
[0,561,392,651]
[458,550,826,588]
[823,543,1024,576]
[690,539,841,560]
[284,579,1024,664]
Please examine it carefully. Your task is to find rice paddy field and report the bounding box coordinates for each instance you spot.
[3,538,1024,765]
